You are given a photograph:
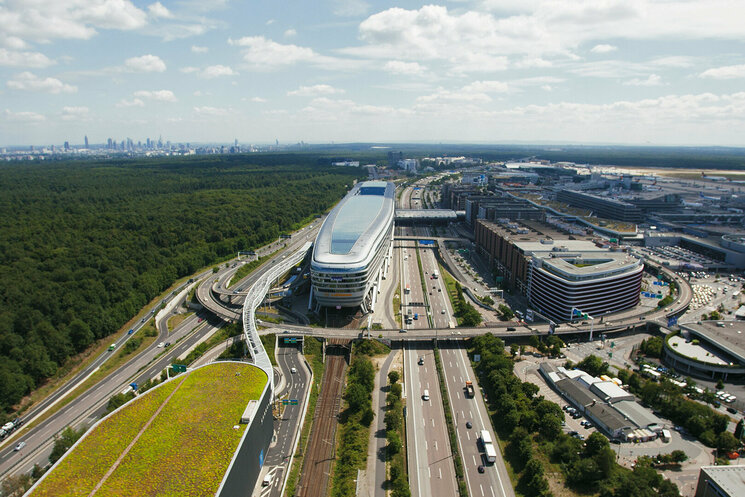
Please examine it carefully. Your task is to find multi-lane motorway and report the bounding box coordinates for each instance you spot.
[405,342,458,497]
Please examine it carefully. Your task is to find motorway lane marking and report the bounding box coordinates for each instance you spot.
[467,432,470,440]
[439,468,442,479]
[425,441,428,450]
[431,418,435,427]
[473,455,477,465]
[481,484,484,496]
[456,391,460,399]
[434,440,438,451]
[491,487,495,497]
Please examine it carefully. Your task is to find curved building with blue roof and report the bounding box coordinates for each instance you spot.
[311,181,395,312]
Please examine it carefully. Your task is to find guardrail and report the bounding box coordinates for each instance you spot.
[242,242,312,394]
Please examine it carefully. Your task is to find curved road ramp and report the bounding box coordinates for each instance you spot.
[26,362,272,497]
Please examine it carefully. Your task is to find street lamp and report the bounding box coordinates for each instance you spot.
[571,307,595,341]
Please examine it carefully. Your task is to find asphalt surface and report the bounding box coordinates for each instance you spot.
[441,342,514,497]
[259,340,310,497]
[405,341,458,497]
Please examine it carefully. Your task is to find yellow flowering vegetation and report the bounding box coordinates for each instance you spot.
[32,363,267,497]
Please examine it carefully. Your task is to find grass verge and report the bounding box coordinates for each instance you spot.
[260,334,277,366]
[166,312,193,332]
[284,337,325,497]
[433,347,469,497]
[440,264,463,326]
[330,348,374,497]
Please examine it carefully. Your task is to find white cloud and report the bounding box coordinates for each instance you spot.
[202,65,236,78]
[1,36,27,50]
[0,0,148,43]
[251,97,267,103]
[229,36,316,68]
[700,64,745,79]
[417,87,493,104]
[124,54,166,72]
[284,29,297,38]
[116,98,144,107]
[332,0,370,17]
[60,106,89,121]
[384,60,426,76]
[7,72,76,93]
[3,109,45,122]
[624,74,662,86]
[287,84,344,97]
[347,3,745,73]
[181,65,236,78]
[193,106,233,116]
[133,89,177,101]
[590,44,617,54]
[462,80,510,93]
[191,45,208,53]
[148,2,173,19]
[0,48,53,68]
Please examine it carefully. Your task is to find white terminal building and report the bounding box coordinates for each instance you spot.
[310,181,395,313]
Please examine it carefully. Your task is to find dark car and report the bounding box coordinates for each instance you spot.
[507,327,516,331]
[164,342,171,348]
[477,465,485,473]
[466,421,472,429]
[128,329,134,335]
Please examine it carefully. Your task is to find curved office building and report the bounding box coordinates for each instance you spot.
[527,252,644,322]
[311,181,395,312]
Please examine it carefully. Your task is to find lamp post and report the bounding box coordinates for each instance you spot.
[571,307,595,341]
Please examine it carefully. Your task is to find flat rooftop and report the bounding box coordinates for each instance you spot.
[30,362,268,497]
[682,321,745,365]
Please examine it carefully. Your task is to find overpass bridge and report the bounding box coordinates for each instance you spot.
[395,209,464,224]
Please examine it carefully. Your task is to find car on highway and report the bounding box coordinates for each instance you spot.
[477,465,485,473]
[291,367,297,374]
[14,442,26,451]
[128,329,134,335]
[441,309,446,314]
[164,342,171,348]
[418,356,424,365]
[157,342,165,348]
[466,421,472,429]
[108,344,116,351]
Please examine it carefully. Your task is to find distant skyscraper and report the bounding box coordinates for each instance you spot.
[64,141,70,151]
[234,138,238,147]
[84,135,89,148]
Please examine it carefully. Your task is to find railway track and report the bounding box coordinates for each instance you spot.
[297,345,348,497]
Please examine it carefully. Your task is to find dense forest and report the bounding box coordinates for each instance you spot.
[0,155,363,412]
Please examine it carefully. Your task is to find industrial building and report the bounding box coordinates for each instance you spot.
[474,219,643,322]
[540,363,664,442]
[694,465,745,497]
[662,321,745,380]
[556,190,644,223]
[310,181,395,312]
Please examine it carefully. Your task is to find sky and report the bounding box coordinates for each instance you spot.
[2,0,745,147]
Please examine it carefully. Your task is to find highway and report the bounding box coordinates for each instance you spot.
[440,342,514,497]
[405,341,458,497]
[0,312,216,478]
[261,340,311,497]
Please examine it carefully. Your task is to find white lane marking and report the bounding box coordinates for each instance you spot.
[467,431,471,440]
[456,391,460,399]
[425,440,428,450]
[473,455,477,465]
[439,468,442,479]
[432,418,435,427]
[434,440,438,450]
[481,484,484,497]
[491,487,495,497]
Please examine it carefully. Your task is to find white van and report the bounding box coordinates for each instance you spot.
[262,474,272,487]
[422,389,430,401]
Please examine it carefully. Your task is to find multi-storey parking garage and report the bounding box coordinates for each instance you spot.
[527,250,644,322]
[310,181,395,312]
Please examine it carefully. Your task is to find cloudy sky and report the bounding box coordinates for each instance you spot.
[2,0,745,147]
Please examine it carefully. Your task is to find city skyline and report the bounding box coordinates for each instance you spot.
[2,1,745,147]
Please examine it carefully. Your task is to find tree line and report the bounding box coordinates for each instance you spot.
[0,155,363,413]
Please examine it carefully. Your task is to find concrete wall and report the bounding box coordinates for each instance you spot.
[218,381,274,497]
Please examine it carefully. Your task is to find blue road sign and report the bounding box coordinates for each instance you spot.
[419,240,435,245]
[667,316,678,327]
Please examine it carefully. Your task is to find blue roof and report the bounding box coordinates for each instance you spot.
[330,194,385,254]
[312,181,395,267]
